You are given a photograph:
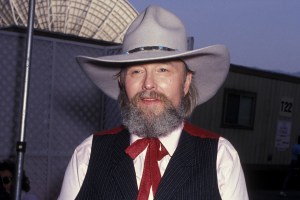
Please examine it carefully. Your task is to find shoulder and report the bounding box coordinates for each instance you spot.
[183,121,220,139]
[71,134,94,166]
[218,137,239,158]
[74,126,126,157]
[75,134,93,152]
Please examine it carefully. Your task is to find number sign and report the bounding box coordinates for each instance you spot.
[280,97,293,117]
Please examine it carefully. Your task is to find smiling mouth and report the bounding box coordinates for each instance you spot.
[132,91,167,107]
[140,98,161,105]
[140,92,162,102]
[141,96,159,101]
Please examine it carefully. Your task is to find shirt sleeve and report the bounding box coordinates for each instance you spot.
[217,137,249,200]
[58,135,93,200]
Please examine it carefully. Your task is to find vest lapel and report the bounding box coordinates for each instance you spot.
[155,131,196,200]
[110,130,138,199]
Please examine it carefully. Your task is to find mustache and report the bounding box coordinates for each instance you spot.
[129,91,171,106]
[140,91,162,99]
[134,91,168,101]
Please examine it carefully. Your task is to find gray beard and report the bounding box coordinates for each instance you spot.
[121,91,185,138]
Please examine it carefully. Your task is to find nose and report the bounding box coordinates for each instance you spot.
[142,72,156,90]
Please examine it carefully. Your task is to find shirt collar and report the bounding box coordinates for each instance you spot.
[130,123,183,156]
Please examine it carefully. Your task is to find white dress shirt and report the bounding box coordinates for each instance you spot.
[58,125,249,200]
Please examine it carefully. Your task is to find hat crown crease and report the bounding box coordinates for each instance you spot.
[122,5,187,53]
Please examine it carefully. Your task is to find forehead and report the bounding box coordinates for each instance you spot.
[126,59,185,69]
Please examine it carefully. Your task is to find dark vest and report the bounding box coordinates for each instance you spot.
[76,122,222,200]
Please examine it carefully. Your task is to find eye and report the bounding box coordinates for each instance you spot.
[158,68,168,72]
[126,66,144,77]
[131,70,141,74]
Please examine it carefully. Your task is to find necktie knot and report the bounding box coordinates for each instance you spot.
[125,138,168,160]
[125,138,168,200]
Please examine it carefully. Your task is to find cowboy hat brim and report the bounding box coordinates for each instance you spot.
[76,44,229,105]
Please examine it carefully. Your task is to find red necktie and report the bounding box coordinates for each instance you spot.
[125,138,168,200]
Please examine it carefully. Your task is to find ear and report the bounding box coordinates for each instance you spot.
[118,76,124,89]
[117,78,121,88]
[183,72,192,96]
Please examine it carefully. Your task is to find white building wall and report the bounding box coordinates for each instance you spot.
[191,67,300,166]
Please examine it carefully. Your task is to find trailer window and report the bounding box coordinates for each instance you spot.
[222,89,256,129]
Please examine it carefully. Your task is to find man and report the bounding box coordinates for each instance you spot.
[0,159,39,200]
[59,5,248,200]
[280,136,300,197]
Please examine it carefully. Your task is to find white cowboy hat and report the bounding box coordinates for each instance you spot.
[77,5,230,105]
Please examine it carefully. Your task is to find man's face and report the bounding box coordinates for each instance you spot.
[123,60,192,115]
[0,170,13,194]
